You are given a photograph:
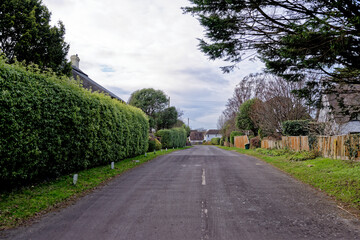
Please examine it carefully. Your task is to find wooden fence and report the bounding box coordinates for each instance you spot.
[234,136,249,149]
[317,135,360,160]
[261,136,309,151]
[261,139,282,149]
[282,136,310,151]
[260,134,360,160]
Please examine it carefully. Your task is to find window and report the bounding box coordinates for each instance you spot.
[350,112,360,121]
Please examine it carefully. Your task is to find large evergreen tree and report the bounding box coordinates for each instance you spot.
[0,0,71,75]
[183,0,360,105]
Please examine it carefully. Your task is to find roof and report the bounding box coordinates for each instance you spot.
[72,66,124,103]
[190,131,204,141]
[339,121,360,135]
[206,129,221,135]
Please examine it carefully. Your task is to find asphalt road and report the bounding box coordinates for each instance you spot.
[3,145,360,240]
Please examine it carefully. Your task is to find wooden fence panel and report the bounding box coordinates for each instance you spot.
[281,136,309,152]
[261,140,282,149]
[234,136,249,149]
[316,135,360,160]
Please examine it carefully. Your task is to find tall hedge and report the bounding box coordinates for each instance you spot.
[230,131,243,145]
[282,120,310,136]
[0,60,149,190]
[156,127,186,148]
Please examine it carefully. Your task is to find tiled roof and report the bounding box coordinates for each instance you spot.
[72,66,124,103]
[206,129,220,135]
[190,131,204,141]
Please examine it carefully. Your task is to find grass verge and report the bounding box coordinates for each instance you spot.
[219,146,360,216]
[0,147,190,230]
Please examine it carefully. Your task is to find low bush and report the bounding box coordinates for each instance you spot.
[289,150,321,161]
[148,137,162,152]
[255,148,320,161]
[211,137,220,145]
[0,59,149,190]
[154,138,162,150]
[250,136,261,148]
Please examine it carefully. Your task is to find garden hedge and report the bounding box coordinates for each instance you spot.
[0,59,149,190]
[210,137,220,145]
[282,120,310,136]
[156,127,187,148]
[230,131,243,145]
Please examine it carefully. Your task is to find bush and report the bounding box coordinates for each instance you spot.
[289,150,320,161]
[0,59,149,190]
[156,127,186,148]
[154,138,162,150]
[230,131,243,145]
[147,137,162,152]
[250,136,261,148]
[210,137,220,145]
[220,139,224,146]
[282,120,310,136]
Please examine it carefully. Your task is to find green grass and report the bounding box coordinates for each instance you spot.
[219,146,360,212]
[0,147,190,230]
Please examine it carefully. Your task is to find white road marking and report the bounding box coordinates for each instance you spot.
[202,169,206,185]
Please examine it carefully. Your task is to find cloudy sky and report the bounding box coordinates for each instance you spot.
[43,0,264,130]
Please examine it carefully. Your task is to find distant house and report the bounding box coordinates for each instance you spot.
[318,87,360,135]
[204,129,222,141]
[70,54,124,103]
[189,130,205,144]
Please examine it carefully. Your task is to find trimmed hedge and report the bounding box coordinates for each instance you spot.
[210,137,220,145]
[156,127,187,148]
[230,131,243,145]
[282,120,310,136]
[0,60,149,190]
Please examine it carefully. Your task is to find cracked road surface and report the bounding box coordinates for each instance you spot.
[3,145,360,239]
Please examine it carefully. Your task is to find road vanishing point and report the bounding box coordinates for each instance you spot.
[3,145,360,240]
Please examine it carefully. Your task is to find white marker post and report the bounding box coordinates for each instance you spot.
[73,174,78,185]
[111,162,114,169]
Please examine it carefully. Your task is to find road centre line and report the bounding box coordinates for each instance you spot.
[202,168,206,186]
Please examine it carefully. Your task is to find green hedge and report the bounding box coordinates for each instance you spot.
[156,127,187,148]
[230,131,243,145]
[282,120,310,136]
[0,60,149,190]
[210,137,220,145]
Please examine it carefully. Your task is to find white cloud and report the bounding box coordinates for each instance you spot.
[43,0,264,129]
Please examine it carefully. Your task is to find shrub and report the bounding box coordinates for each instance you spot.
[289,150,321,161]
[154,138,162,150]
[230,131,243,145]
[156,127,186,148]
[250,136,261,148]
[282,120,310,136]
[0,59,149,190]
[220,139,224,146]
[148,137,156,152]
[211,137,220,145]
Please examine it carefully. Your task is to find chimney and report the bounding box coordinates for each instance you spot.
[70,54,80,68]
